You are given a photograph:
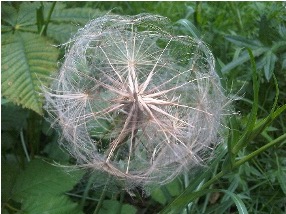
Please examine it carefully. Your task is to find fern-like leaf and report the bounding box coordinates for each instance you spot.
[1,32,59,115]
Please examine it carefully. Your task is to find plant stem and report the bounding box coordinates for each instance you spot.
[40,2,56,36]
[233,133,286,167]
[66,192,99,202]
[20,129,30,162]
[232,49,259,154]
[93,175,111,214]
[161,131,285,213]
[201,133,286,191]
[80,173,97,209]
[4,203,20,212]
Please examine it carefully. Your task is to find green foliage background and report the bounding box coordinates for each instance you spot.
[2,2,286,214]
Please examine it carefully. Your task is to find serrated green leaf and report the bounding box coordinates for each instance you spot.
[11,159,84,200]
[1,32,59,114]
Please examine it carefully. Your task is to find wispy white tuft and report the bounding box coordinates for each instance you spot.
[44,14,229,189]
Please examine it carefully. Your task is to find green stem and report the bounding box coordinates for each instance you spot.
[161,132,285,214]
[4,203,20,212]
[93,175,111,214]
[66,192,99,202]
[201,133,286,191]
[20,129,30,162]
[80,173,97,209]
[40,2,56,36]
[233,133,286,167]
[232,49,259,154]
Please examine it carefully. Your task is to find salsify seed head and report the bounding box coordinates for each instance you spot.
[44,14,228,189]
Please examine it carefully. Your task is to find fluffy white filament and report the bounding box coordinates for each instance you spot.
[44,14,227,188]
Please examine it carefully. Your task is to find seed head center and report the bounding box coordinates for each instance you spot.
[133,91,139,103]
[128,60,136,68]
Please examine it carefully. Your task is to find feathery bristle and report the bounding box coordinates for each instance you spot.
[44,14,228,189]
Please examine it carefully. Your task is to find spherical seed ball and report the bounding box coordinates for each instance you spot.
[44,14,227,188]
